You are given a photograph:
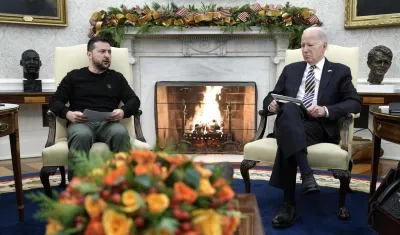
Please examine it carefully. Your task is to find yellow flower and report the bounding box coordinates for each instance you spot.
[192,209,222,235]
[84,196,107,219]
[46,219,63,235]
[198,178,216,196]
[195,164,212,178]
[146,193,170,214]
[114,152,128,159]
[102,209,133,235]
[121,190,140,213]
[91,168,105,177]
[114,159,126,168]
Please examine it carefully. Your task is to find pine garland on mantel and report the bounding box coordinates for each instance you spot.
[88,2,322,49]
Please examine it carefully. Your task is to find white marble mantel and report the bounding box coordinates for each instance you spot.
[121,27,289,147]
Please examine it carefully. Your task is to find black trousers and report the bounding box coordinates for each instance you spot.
[269,103,329,190]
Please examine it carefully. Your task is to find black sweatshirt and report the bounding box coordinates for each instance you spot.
[49,67,140,120]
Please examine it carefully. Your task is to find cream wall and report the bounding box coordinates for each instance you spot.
[0,0,399,81]
[0,0,399,159]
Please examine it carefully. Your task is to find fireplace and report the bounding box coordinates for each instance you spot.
[121,28,290,147]
[155,81,257,154]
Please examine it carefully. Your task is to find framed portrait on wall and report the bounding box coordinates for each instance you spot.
[345,0,400,29]
[0,0,67,27]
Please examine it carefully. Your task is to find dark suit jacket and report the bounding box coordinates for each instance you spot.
[263,58,361,141]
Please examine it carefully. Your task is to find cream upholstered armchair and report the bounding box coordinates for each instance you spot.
[241,45,360,220]
[40,44,150,197]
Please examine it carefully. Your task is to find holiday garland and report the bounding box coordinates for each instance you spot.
[88,2,322,49]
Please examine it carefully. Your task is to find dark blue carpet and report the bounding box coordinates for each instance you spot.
[0,178,376,235]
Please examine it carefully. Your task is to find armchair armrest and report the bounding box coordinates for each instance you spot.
[45,110,57,148]
[250,109,276,142]
[339,113,359,151]
[133,110,146,143]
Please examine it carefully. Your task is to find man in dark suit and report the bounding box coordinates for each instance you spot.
[263,27,361,228]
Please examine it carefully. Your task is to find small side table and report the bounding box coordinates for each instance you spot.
[0,103,24,221]
[236,193,264,235]
[369,107,400,197]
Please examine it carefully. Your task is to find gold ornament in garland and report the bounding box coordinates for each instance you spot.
[88,2,322,49]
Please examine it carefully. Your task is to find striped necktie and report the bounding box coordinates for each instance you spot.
[302,65,317,108]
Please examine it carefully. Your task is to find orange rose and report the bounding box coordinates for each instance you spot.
[146,193,170,214]
[121,190,140,213]
[102,209,133,235]
[84,196,107,219]
[85,218,105,235]
[212,178,227,188]
[134,163,161,177]
[46,219,63,235]
[103,165,127,187]
[129,150,157,164]
[158,153,189,166]
[174,182,198,204]
[217,185,235,202]
[222,215,241,235]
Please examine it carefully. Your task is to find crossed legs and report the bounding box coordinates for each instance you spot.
[269,103,328,227]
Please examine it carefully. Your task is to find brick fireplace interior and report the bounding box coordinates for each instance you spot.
[155,81,257,154]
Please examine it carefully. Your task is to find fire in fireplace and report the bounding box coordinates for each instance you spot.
[155,81,257,154]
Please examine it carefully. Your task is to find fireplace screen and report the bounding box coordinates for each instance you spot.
[155,81,257,154]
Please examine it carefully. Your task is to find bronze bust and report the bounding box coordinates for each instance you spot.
[20,49,42,92]
[367,45,392,85]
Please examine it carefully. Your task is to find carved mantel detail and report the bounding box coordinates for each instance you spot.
[120,27,290,147]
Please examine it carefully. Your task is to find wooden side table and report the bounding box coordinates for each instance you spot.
[0,103,24,221]
[236,193,264,235]
[369,107,400,197]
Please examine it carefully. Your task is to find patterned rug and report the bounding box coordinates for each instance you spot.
[0,165,379,194]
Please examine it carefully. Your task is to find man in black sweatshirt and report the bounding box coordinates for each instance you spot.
[49,36,140,177]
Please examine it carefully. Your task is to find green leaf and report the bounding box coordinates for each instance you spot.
[159,217,179,233]
[196,196,211,208]
[134,175,152,188]
[72,182,99,195]
[183,168,200,189]
[52,204,85,228]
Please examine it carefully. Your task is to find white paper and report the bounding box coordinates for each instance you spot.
[83,109,111,122]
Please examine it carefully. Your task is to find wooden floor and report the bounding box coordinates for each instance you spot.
[0,157,398,178]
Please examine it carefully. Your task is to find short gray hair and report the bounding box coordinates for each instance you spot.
[303,27,328,45]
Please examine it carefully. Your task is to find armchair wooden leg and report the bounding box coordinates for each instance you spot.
[330,169,351,220]
[347,161,354,193]
[240,160,258,193]
[59,166,66,188]
[40,166,58,198]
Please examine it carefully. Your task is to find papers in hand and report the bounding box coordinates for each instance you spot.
[83,109,111,122]
[271,94,309,118]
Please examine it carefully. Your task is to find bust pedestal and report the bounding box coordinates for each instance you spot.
[23,79,42,92]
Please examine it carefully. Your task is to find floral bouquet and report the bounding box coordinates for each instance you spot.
[29,150,242,235]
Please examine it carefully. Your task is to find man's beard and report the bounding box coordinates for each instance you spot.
[93,58,110,71]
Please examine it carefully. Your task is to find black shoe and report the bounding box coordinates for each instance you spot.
[272,203,298,228]
[301,172,320,194]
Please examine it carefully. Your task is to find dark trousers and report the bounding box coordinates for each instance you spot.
[67,121,131,170]
[269,103,329,190]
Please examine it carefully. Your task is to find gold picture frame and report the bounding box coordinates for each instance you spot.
[0,0,67,27]
[345,0,400,29]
